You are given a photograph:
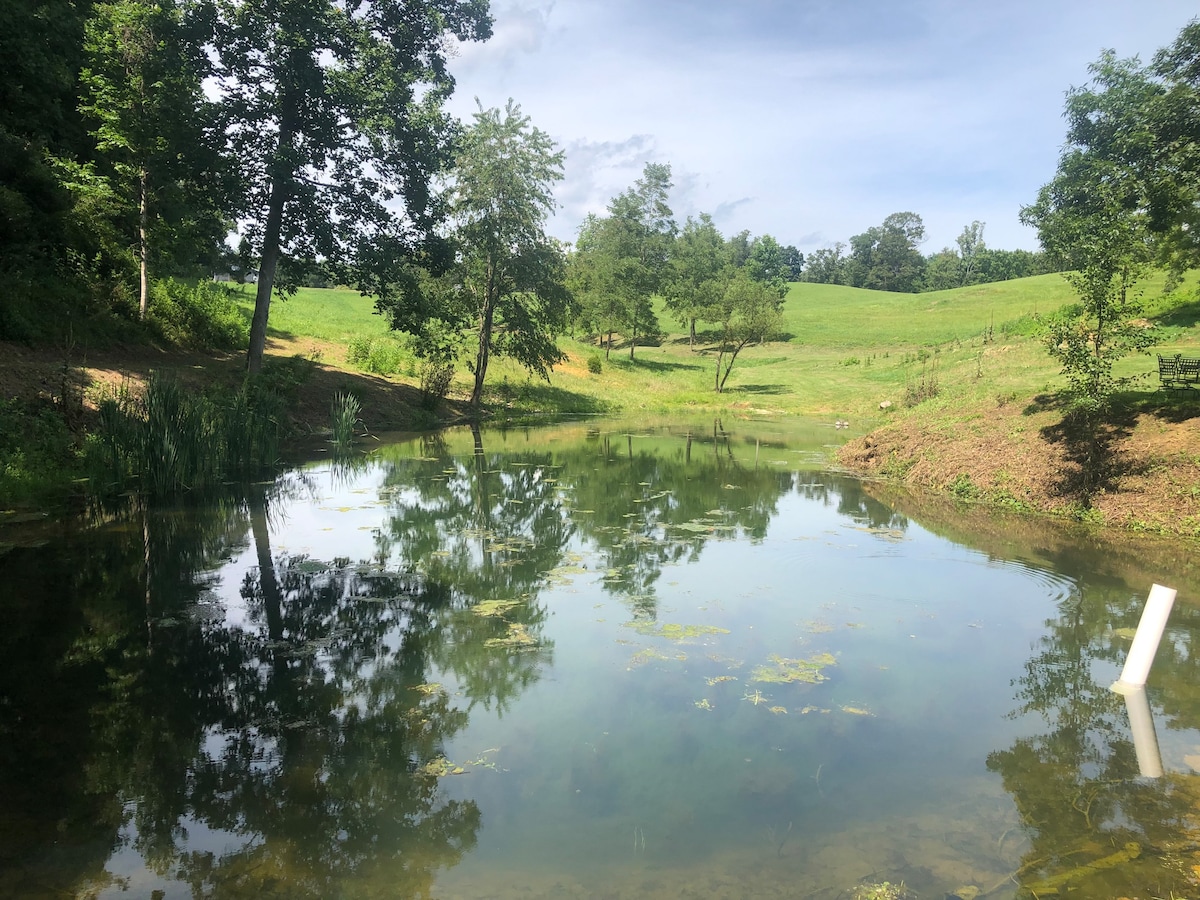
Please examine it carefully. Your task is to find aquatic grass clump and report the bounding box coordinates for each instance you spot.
[88,373,285,496]
[331,391,363,450]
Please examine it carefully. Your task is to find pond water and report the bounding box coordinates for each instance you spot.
[3,417,1200,899]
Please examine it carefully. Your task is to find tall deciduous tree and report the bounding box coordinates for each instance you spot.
[207,0,492,373]
[569,163,675,360]
[568,213,623,356]
[847,211,926,292]
[955,220,986,286]
[379,101,571,408]
[80,0,223,318]
[665,213,729,349]
[606,163,675,359]
[802,242,847,284]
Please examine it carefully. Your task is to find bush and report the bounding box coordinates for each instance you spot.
[346,335,408,375]
[148,278,249,349]
[587,355,602,375]
[418,359,455,410]
[0,398,79,505]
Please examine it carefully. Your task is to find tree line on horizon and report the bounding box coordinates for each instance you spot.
[800,214,1061,292]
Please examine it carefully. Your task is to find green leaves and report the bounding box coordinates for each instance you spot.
[380,99,571,407]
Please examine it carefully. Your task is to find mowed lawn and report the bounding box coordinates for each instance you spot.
[239,271,1200,422]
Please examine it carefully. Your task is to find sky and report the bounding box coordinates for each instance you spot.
[443,1,1199,256]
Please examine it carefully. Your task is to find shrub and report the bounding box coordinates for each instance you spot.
[587,355,602,375]
[418,360,455,410]
[148,278,249,349]
[0,398,79,504]
[346,335,407,375]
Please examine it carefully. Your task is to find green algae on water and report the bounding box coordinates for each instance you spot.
[750,652,837,684]
[625,621,731,641]
[485,622,539,650]
[472,598,522,618]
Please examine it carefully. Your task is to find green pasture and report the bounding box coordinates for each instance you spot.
[247,271,1200,424]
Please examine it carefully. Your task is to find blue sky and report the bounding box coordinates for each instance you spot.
[444,1,1199,255]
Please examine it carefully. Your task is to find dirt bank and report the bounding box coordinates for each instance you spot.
[837,393,1200,540]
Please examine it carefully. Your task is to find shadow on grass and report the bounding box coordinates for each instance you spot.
[724,384,791,396]
[487,382,617,418]
[1038,405,1142,508]
[606,356,705,374]
[1027,384,1200,509]
[1152,300,1200,329]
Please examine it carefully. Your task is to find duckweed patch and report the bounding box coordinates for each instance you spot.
[420,757,466,777]
[750,652,837,684]
[629,647,688,668]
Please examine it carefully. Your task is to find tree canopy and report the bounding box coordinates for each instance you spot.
[376,100,571,407]
[207,0,493,372]
[1017,29,1200,409]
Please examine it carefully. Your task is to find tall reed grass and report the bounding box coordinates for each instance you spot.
[330,391,362,450]
[90,373,285,496]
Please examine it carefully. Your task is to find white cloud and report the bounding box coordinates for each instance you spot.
[446,0,1200,252]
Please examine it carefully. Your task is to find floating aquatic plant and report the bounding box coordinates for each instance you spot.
[472,599,522,618]
[626,621,730,641]
[840,705,874,716]
[751,652,837,684]
[419,756,466,777]
[628,648,687,668]
[485,622,539,650]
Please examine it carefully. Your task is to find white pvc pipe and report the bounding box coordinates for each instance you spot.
[1117,684,1164,778]
[1111,583,1177,692]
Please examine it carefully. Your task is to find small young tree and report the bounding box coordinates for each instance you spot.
[378,100,572,408]
[713,270,785,393]
[1021,53,1159,412]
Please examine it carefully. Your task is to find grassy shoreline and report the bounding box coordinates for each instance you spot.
[3,273,1199,538]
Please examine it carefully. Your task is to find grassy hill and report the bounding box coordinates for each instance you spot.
[236,271,1199,427]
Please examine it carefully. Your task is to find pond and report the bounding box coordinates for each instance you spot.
[2,417,1200,899]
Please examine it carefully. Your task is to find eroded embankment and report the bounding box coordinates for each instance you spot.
[836,397,1200,540]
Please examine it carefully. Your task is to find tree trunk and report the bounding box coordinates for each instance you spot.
[251,494,284,643]
[470,264,496,407]
[138,169,149,320]
[246,112,296,375]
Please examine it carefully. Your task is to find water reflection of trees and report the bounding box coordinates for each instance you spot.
[986,577,1200,898]
[1,479,553,897]
[2,421,919,897]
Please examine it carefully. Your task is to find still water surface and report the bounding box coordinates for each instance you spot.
[3,418,1200,899]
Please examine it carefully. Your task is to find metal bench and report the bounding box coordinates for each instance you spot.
[1158,354,1200,391]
